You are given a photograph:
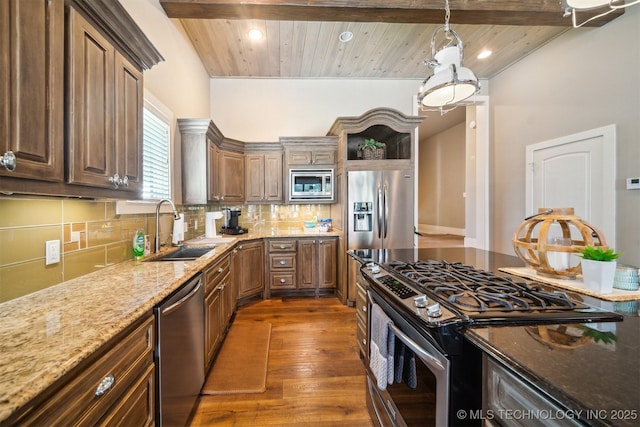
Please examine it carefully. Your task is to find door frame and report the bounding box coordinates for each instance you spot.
[412,95,490,250]
[525,124,616,248]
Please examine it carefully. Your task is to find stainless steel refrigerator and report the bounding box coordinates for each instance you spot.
[346,169,414,302]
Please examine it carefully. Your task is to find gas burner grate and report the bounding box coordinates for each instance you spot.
[385,260,584,313]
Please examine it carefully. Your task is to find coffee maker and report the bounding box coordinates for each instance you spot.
[221,208,248,235]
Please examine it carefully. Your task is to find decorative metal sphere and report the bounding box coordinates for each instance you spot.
[512,208,608,279]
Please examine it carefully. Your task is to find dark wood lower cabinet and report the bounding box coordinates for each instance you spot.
[4,314,155,426]
[266,237,338,297]
[237,240,265,300]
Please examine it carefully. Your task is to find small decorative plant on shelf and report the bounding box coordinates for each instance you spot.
[358,138,386,160]
[577,245,620,294]
[577,245,620,262]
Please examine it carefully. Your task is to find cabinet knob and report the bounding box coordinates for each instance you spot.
[280,278,286,283]
[362,306,367,312]
[362,339,366,345]
[95,374,115,397]
[280,245,285,249]
[218,267,223,273]
[1,151,16,171]
[279,260,286,265]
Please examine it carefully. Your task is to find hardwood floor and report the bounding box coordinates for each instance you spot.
[190,297,373,426]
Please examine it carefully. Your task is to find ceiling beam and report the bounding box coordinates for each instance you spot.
[160,0,623,27]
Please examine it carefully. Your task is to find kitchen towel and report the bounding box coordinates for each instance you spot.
[172,213,184,245]
[370,303,395,390]
[394,341,417,389]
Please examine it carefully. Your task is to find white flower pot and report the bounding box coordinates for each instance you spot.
[581,259,617,294]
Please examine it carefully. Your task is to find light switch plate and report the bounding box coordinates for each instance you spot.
[45,240,60,265]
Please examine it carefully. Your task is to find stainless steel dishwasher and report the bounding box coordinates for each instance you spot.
[155,273,205,427]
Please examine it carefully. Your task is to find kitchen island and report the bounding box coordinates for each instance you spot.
[0,228,339,425]
[351,247,639,427]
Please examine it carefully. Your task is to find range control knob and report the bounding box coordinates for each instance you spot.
[426,303,442,318]
[413,294,428,308]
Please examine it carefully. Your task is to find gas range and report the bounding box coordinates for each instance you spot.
[362,259,623,329]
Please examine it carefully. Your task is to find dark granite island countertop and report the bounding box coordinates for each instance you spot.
[351,247,640,426]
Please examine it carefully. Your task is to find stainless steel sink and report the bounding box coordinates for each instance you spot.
[147,247,213,261]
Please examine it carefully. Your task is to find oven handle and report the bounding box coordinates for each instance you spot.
[389,323,446,373]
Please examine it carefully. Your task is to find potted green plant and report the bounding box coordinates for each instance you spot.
[577,245,620,294]
[358,138,386,160]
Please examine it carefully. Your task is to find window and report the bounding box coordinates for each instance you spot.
[142,95,172,200]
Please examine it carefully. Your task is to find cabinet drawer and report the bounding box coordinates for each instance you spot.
[312,150,335,165]
[270,273,297,289]
[268,240,297,252]
[205,254,230,294]
[270,254,296,269]
[286,151,312,165]
[15,315,154,426]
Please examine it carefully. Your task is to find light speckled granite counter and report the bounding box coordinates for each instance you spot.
[0,229,340,423]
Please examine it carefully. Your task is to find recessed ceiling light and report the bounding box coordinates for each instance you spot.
[477,50,492,59]
[339,31,353,43]
[248,29,263,40]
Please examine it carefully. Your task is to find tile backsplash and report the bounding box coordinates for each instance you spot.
[0,197,330,303]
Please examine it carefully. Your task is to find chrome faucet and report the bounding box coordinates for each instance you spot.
[155,199,181,253]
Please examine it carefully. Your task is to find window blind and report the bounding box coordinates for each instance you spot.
[142,107,171,200]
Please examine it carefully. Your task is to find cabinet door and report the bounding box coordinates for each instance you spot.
[208,141,220,201]
[114,52,143,194]
[297,239,317,289]
[238,241,264,299]
[0,0,64,181]
[67,9,115,188]
[245,154,265,201]
[219,151,244,202]
[204,286,223,367]
[264,152,283,201]
[318,238,337,289]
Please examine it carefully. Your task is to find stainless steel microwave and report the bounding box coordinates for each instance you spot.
[289,169,334,201]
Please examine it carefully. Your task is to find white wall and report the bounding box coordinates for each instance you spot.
[209,79,421,140]
[418,122,466,234]
[119,0,210,118]
[489,6,640,265]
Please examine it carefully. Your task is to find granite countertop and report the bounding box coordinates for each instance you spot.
[351,247,640,426]
[0,228,339,423]
[466,308,640,427]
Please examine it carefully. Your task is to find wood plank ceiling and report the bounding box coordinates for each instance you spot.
[159,0,623,80]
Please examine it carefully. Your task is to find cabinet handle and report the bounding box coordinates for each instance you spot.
[1,151,16,171]
[218,267,223,273]
[107,174,128,189]
[362,339,366,345]
[362,305,367,312]
[280,245,285,249]
[280,278,286,283]
[279,260,286,265]
[238,245,243,250]
[319,240,323,244]
[95,374,115,397]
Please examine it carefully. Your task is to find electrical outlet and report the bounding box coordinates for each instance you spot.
[45,240,60,265]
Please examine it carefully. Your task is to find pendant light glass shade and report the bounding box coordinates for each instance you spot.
[417,25,480,109]
[418,45,479,108]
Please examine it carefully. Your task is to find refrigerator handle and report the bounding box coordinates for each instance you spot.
[383,183,389,239]
[377,183,383,239]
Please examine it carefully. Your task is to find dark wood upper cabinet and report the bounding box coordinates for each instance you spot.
[0,0,161,198]
[0,0,64,181]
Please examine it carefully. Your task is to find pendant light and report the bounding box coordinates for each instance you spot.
[417,0,479,111]
[566,0,640,27]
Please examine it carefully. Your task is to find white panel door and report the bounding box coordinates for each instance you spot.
[526,125,616,247]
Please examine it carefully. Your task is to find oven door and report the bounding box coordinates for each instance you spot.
[367,289,450,427]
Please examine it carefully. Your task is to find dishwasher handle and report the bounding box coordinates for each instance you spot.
[161,277,203,316]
